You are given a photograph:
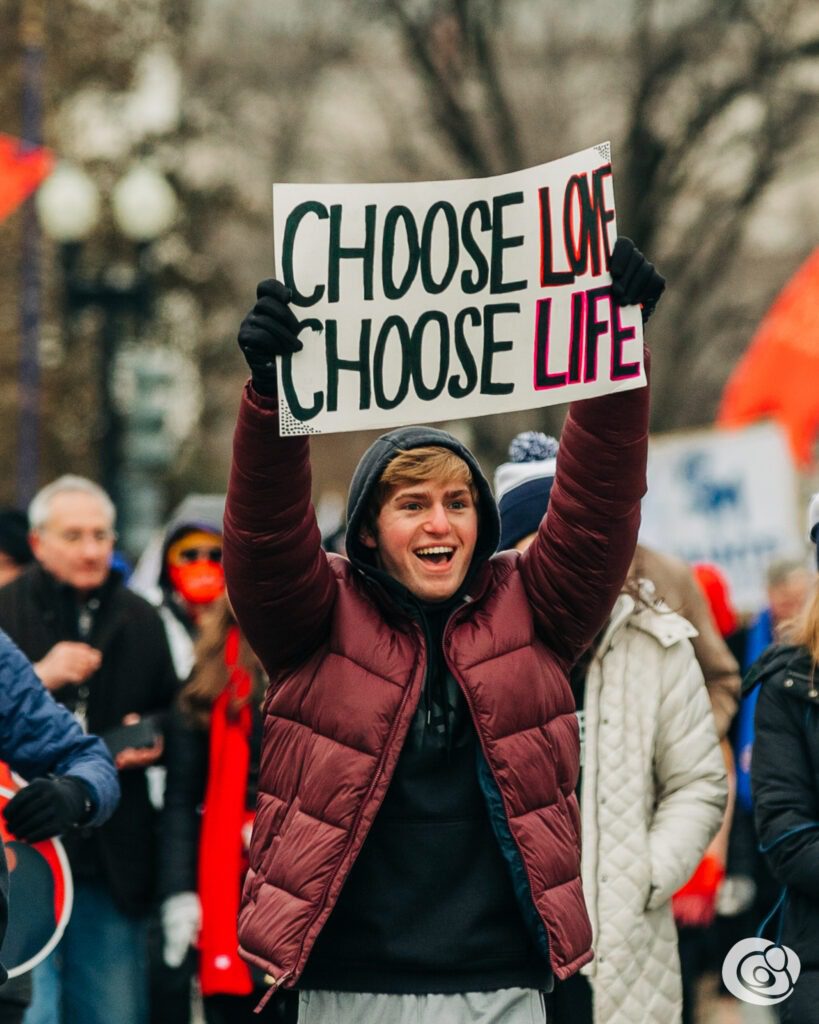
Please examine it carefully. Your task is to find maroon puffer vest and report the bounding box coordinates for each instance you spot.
[237,552,590,990]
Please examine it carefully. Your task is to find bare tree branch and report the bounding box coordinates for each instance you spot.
[383,0,524,176]
[470,15,524,171]
[384,0,493,176]
[651,85,812,428]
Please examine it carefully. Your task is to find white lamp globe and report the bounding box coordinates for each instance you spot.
[36,163,101,243]
[111,164,178,242]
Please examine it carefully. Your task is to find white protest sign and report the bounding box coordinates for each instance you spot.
[273,141,645,436]
[639,422,803,613]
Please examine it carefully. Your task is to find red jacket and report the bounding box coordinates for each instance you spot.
[224,377,649,991]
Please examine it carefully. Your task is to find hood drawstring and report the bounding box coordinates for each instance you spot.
[419,601,461,760]
[423,667,454,756]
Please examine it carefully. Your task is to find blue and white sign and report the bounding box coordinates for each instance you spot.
[639,422,803,612]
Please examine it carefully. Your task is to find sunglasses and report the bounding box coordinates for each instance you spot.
[177,547,222,564]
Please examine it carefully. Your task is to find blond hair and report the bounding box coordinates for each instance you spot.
[791,576,819,664]
[365,446,478,531]
[179,595,265,728]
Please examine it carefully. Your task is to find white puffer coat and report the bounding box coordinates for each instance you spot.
[580,589,727,1024]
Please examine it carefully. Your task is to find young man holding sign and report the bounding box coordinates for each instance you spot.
[224,238,663,1022]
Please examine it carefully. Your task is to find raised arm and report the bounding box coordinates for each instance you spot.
[519,238,659,666]
[520,360,649,666]
[223,281,336,672]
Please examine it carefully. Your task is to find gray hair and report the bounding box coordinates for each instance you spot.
[28,475,116,532]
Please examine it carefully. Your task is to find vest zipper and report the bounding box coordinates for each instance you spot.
[253,970,292,1013]
[289,620,426,982]
[442,612,559,974]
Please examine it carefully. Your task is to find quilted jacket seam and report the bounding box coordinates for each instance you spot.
[321,650,408,688]
[491,711,575,745]
[259,714,379,761]
[456,639,535,670]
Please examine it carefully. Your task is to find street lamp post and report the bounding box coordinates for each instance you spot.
[17,0,46,508]
[36,161,178,551]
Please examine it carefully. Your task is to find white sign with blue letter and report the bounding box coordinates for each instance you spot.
[639,422,803,612]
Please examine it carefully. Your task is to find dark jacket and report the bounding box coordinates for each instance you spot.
[224,368,649,991]
[0,565,178,915]
[0,630,120,981]
[748,645,819,968]
[158,702,263,900]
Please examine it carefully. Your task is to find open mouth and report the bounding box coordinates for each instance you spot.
[414,546,455,566]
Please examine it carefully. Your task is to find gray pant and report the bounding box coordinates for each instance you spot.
[297,988,547,1023]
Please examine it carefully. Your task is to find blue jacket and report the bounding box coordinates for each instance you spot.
[0,630,119,823]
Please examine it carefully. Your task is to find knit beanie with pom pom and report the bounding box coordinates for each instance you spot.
[494,431,558,551]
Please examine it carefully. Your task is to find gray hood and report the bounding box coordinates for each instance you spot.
[129,493,226,596]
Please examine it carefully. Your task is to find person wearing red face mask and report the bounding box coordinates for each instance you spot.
[165,531,225,616]
[130,496,226,684]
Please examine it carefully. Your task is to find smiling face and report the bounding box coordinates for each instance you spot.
[361,476,479,602]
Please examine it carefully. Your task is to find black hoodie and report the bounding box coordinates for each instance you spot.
[299,427,550,995]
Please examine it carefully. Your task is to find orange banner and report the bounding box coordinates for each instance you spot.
[717,249,819,467]
[0,133,53,224]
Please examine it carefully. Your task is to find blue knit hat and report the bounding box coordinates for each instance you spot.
[494,432,559,551]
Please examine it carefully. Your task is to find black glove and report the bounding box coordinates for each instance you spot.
[3,777,91,843]
[610,236,666,324]
[237,279,304,396]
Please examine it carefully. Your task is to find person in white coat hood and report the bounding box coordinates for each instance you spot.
[496,433,728,1024]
